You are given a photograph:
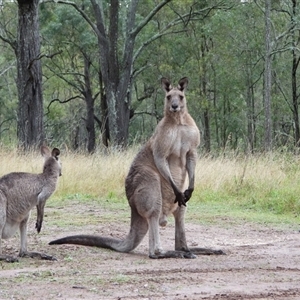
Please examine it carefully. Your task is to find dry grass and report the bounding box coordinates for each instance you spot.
[196,154,287,192]
[0,147,300,217]
[195,153,300,215]
[56,149,135,199]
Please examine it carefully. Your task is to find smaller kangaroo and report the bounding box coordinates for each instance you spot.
[0,146,61,262]
[50,78,224,258]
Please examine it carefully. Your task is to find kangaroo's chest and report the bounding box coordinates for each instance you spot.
[168,125,199,157]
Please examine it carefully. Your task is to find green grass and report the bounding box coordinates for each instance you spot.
[187,200,299,227]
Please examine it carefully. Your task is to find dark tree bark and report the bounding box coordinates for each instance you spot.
[16,0,44,150]
[83,56,96,153]
[99,76,109,148]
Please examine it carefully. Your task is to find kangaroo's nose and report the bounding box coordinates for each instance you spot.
[172,104,178,110]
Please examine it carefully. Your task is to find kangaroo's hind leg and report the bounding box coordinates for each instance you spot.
[173,206,225,257]
[150,205,225,259]
[150,205,196,259]
[148,214,163,258]
[132,174,165,258]
[19,214,56,260]
[0,197,18,262]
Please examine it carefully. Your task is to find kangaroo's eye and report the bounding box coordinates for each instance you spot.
[179,95,184,100]
[167,95,171,101]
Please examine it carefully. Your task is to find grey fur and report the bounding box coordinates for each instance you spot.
[0,146,61,262]
[50,78,224,258]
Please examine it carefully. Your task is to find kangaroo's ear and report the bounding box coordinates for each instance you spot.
[161,77,172,92]
[51,148,60,159]
[177,77,188,92]
[41,145,51,157]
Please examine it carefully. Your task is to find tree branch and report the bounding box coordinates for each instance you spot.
[131,0,172,37]
[0,34,17,51]
[46,96,83,114]
[45,60,85,93]
[46,0,100,38]
[0,62,15,77]
[133,2,231,66]
[28,50,63,70]
[133,28,186,66]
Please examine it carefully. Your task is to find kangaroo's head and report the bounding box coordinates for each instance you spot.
[41,146,62,177]
[161,77,188,116]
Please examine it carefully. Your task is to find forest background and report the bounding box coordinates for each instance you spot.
[0,0,298,154]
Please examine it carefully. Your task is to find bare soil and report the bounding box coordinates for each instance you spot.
[1,203,300,300]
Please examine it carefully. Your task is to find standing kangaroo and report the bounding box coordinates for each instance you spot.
[0,146,61,262]
[50,78,223,258]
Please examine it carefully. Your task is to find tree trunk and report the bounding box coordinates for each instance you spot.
[83,56,96,153]
[291,0,300,146]
[264,0,272,151]
[246,71,256,153]
[201,37,211,153]
[98,71,109,147]
[91,0,130,147]
[16,0,44,150]
[292,49,300,146]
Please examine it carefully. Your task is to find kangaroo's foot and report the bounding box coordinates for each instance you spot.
[0,255,19,263]
[149,247,225,259]
[19,251,57,261]
[189,247,226,255]
[149,250,197,259]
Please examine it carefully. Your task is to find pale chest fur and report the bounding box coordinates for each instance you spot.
[167,124,200,158]
[152,116,199,188]
[155,114,200,159]
[158,127,197,218]
[165,125,198,187]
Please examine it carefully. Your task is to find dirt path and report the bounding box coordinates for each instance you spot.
[0,205,300,300]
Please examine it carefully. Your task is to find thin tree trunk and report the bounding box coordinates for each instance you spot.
[83,56,96,153]
[246,69,255,153]
[291,0,300,146]
[264,0,272,151]
[201,36,211,153]
[292,51,300,146]
[16,0,44,150]
[98,71,109,147]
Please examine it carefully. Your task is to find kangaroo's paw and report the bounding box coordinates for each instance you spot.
[189,247,226,256]
[149,250,197,259]
[19,251,57,261]
[39,253,57,261]
[0,255,19,263]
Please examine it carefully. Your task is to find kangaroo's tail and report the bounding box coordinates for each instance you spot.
[49,207,148,253]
